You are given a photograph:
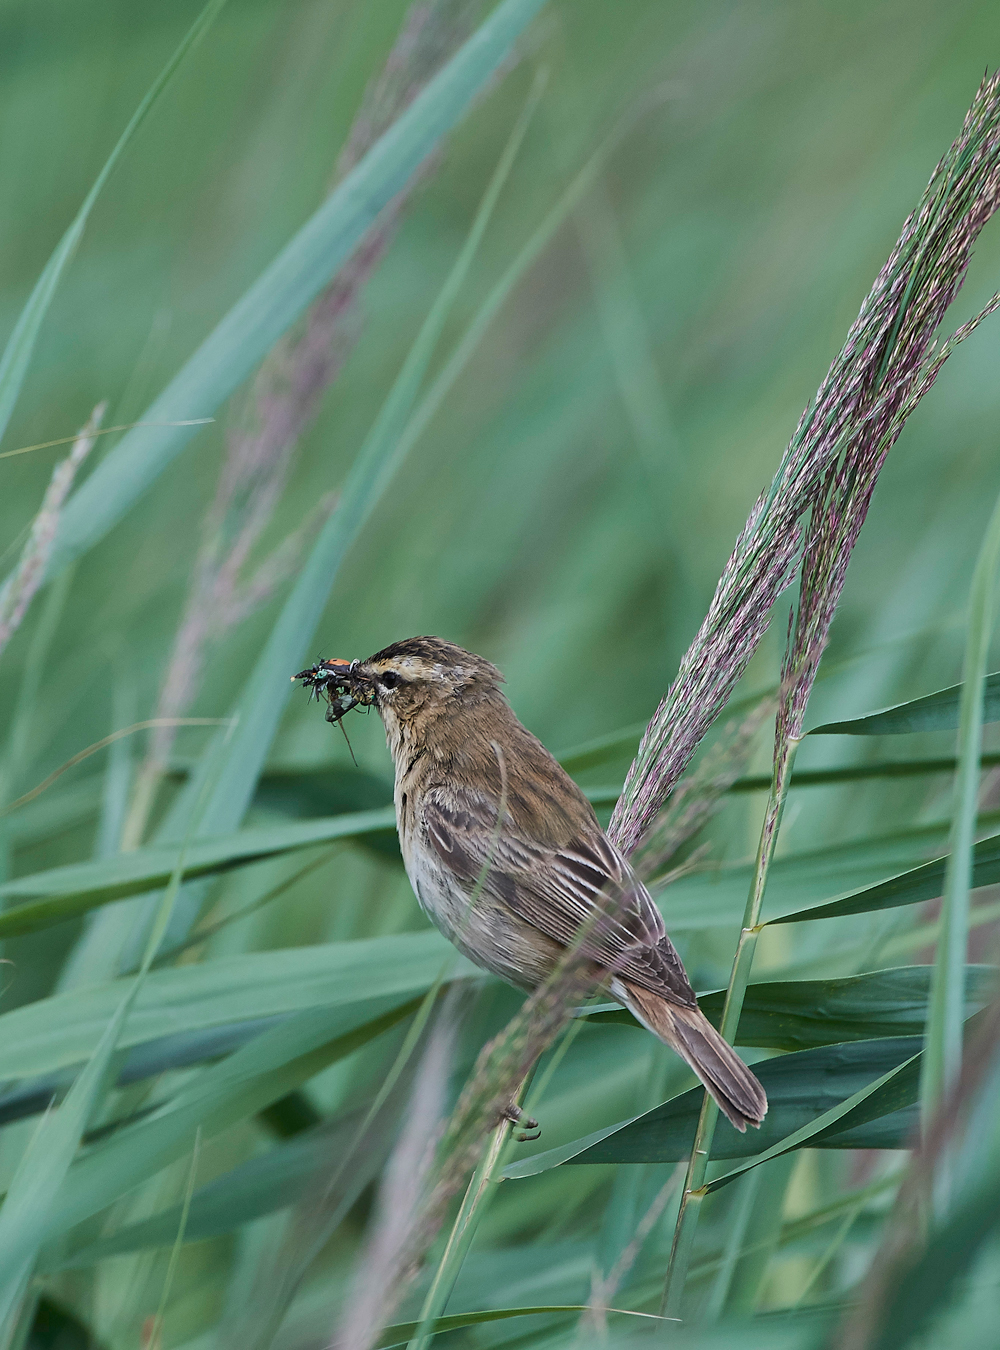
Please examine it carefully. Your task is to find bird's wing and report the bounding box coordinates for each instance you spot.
[421,784,696,1007]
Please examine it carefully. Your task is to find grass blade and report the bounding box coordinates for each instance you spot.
[45,0,546,579]
[921,488,1000,1165]
[504,1035,929,1177]
[810,670,1000,735]
[0,808,396,934]
[40,1000,416,1241]
[766,829,1000,925]
[586,965,997,1050]
[0,933,467,1079]
[0,0,227,449]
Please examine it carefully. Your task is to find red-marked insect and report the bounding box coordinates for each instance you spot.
[291,658,375,763]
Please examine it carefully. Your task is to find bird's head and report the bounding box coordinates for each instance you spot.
[293,636,504,737]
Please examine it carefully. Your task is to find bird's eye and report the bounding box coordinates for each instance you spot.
[380,671,400,690]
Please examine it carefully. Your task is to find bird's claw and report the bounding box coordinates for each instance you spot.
[502,1103,540,1143]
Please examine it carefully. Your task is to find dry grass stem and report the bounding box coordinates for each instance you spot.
[582,1165,684,1336]
[332,1001,459,1350]
[0,403,104,662]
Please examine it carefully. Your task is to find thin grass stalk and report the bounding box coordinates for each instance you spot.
[660,733,798,1316]
[380,89,675,476]
[147,1128,201,1349]
[702,1169,763,1320]
[921,487,1000,1189]
[406,1073,531,1350]
[233,964,455,1350]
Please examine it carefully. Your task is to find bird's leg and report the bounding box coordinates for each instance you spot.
[502,1102,540,1143]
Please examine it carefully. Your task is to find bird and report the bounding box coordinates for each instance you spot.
[293,636,767,1132]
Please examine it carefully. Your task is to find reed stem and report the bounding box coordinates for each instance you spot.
[406,1075,531,1350]
[660,734,799,1317]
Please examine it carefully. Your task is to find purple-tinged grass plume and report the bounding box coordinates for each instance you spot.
[610,70,1000,860]
[123,0,481,848]
[332,1001,459,1350]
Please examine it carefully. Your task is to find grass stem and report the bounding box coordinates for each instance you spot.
[921,488,1000,1201]
[660,734,799,1317]
[406,1074,531,1350]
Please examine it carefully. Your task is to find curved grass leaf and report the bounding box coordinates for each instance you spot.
[0,0,228,450]
[809,670,1000,736]
[503,1037,925,1178]
[0,807,395,935]
[46,0,546,577]
[40,997,418,1241]
[699,1050,922,1195]
[50,1114,370,1266]
[0,1017,289,1130]
[375,1307,662,1348]
[0,931,468,1079]
[658,816,979,931]
[770,829,1000,925]
[583,965,997,1050]
[136,37,546,960]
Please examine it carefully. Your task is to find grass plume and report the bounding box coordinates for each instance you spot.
[610,69,1000,860]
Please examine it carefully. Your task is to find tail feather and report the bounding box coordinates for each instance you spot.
[618,980,767,1132]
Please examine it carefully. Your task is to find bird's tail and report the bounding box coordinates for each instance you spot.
[619,980,767,1132]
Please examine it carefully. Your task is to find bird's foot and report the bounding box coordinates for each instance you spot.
[502,1103,540,1143]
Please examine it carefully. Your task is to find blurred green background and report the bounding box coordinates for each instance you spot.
[3,0,1000,1345]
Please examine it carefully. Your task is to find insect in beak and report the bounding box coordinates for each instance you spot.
[291,658,374,727]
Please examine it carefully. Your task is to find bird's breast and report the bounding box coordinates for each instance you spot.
[401,823,561,993]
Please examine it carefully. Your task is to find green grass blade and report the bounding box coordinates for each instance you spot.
[769,828,1000,925]
[186,56,543,844]
[660,816,985,931]
[0,0,228,450]
[45,0,546,578]
[809,670,1000,735]
[0,808,396,934]
[41,999,415,1241]
[381,1306,663,1348]
[0,933,467,1079]
[504,1035,930,1177]
[922,489,1000,1158]
[0,993,133,1323]
[584,965,997,1050]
